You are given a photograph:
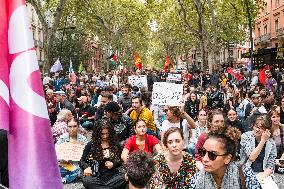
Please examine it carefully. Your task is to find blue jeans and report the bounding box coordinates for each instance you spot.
[60,165,81,183]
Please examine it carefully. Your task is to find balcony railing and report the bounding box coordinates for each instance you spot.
[276,28,284,38]
[255,33,271,45]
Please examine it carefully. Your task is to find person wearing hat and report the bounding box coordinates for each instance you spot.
[77,96,96,130]
[54,91,75,114]
[104,102,134,147]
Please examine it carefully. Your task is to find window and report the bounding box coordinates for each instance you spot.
[275,19,279,31]
[264,25,267,34]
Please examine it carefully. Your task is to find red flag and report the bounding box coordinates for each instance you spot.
[134,53,142,69]
[259,65,270,86]
[6,0,63,188]
[164,54,170,71]
[227,68,243,81]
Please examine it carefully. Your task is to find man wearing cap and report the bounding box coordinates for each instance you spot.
[77,96,96,130]
[105,102,134,147]
[55,91,75,113]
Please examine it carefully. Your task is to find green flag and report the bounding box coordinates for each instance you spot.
[78,62,83,73]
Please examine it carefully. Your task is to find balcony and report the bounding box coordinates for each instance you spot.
[254,33,271,45]
[276,28,284,39]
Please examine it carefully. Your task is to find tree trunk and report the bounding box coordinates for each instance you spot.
[28,0,67,73]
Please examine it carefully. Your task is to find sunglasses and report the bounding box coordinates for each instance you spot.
[198,148,228,161]
[164,109,169,113]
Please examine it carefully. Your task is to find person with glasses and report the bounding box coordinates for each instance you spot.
[148,127,196,188]
[191,125,260,189]
[195,109,225,170]
[240,116,277,187]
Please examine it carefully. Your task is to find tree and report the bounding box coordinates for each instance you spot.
[28,0,68,73]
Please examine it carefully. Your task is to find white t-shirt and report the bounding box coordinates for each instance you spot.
[161,119,190,149]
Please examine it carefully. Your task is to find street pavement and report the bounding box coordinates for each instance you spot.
[64,174,284,189]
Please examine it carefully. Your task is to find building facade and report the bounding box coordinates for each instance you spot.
[254,0,284,49]
[26,3,45,66]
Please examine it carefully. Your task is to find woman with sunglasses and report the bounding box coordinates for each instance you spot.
[191,125,260,189]
[148,127,196,188]
[240,116,277,187]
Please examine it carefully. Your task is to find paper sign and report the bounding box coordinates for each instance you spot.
[55,142,85,162]
[152,82,183,105]
[167,73,182,82]
[128,75,148,89]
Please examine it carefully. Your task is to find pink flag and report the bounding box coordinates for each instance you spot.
[7,0,63,188]
[0,0,10,131]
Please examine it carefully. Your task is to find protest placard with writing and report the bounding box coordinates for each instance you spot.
[55,142,85,162]
[128,75,148,88]
[167,73,182,82]
[152,82,183,106]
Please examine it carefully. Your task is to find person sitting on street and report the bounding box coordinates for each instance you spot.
[56,119,88,184]
[121,119,162,163]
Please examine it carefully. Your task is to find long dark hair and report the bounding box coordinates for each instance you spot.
[90,118,119,161]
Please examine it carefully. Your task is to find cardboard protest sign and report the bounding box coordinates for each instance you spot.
[167,73,182,82]
[55,142,85,162]
[128,75,148,88]
[152,82,183,106]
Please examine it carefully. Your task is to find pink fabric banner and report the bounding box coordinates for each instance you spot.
[0,0,10,131]
[7,0,63,188]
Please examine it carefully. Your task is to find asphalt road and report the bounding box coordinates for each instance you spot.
[63,174,284,189]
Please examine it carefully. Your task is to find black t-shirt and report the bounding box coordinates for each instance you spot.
[251,139,266,173]
[79,104,96,120]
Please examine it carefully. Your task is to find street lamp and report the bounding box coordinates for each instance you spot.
[244,0,254,72]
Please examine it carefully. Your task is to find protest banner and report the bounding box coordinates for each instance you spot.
[152,82,183,106]
[128,75,148,88]
[55,142,85,162]
[167,73,182,82]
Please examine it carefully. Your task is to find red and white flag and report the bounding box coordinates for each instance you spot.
[227,68,244,81]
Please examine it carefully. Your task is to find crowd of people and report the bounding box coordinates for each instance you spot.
[1,66,284,189]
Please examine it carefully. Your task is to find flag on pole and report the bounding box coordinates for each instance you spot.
[259,65,270,86]
[78,62,83,73]
[227,68,244,81]
[69,59,74,74]
[107,52,118,65]
[69,60,76,83]
[164,53,170,72]
[50,58,63,73]
[134,53,142,70]
[6,0,63,188]
[0,0,10,131]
